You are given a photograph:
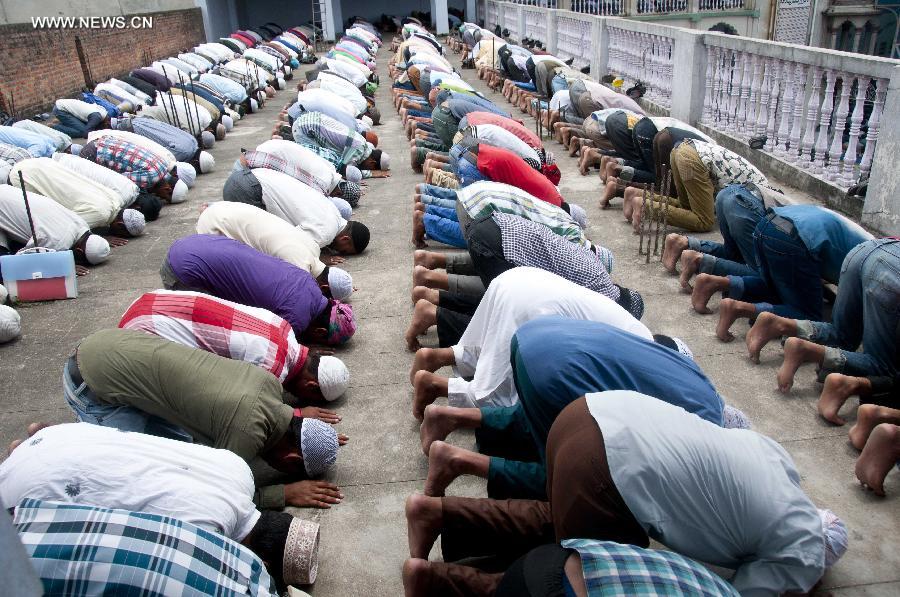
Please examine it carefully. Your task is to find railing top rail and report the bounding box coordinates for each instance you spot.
[603,15,679,37]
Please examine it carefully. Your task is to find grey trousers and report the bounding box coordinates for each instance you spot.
[445,252,486,296]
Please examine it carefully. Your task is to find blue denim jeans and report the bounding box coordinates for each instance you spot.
[457,158,486,187]
[798,239,900,377]
[729,215,823,320]
[420,184,459,200]
[550,74,568,95]
[514,81,536,91]
[688,184,766,277]
[424,205,465,248]
[63,357,193,442]
[421,195,457,210]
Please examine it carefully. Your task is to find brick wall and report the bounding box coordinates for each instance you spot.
[0,9,205,117]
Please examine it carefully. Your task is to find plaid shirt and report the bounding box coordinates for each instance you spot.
[291,111,370,167]
[459,181,589,248]
[562,539,739,596]
[14,498,277,597]
[494,213,619,301]
[119,290,308,383]
[244,149,325,193]
[94,136,168,189]
[0,142,31,166]
[686,139,769,192]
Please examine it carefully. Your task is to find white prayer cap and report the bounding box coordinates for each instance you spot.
[378,151,390,170]
[327,267,353,301]
[722,405,751,429]
[819,509,848,568]
[176,162,197,188]
[122,209,146,236]
[0,305,21,344]
[215,123,227,140]
[69,144,83,156]
[317,355,350,401]
[0,283,7,304]
[299,418,338,476]
[361,115,373,127]
[221,114,234,131]
[283,518,320,586]
[344,165,362,183]
[198,151,215,173]
[84,234,111,265]
[201,130,215,149]
[329,197,352,220]
[171,179,189,203]
[250,98,259,112]
[276,77,286,90]
[569,203,587,229]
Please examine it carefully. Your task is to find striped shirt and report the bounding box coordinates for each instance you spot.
[92,136,169,189]
[686,139,769,192]
[0,142,32,166]
[243,149,323,192]
[459,181,589,248]
[119,289,308,384]
[291,111,370,167]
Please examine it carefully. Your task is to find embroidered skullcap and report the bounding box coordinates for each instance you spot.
[171,179,189,203]
[325,300,356,345]
[317,355,350,401]
[84,235,110,265]
[122,209,146,236]
[653,334,693,360]
[593,244,614,274]
[337,181,361,206]
[722,404,751,429]
[329,197,352,220]
[176,162,196,187]
[69,144,83,156]
[201,130,215,148]
[327,267,353,301]
[819,509,848,568]
[344,165,362,183]
[569,203,587,229]
[283,518,320,586]
[299,418,338,476]
[0,305,20,343]
[523,156,541,171]
[198,151,215,173]
[222,114,234,131]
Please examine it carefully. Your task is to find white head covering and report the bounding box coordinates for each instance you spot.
[317,355,350,401]
[722,405,751,429]
[250,98,259,112]
[84,235,111,265]
[176,162,197,188]
[345,165,362,183]
[378,152,391,170]
[201,130,215,149]
[171,180,189,203]
[69,144,83,156]
[122,208,146,236]
[0,304,21,343]
[569,203,587,229]
[221,114,234,131]
[282,518,320,586]
[199,151,215,173]
[819,509,848,568]
[361,115,373,127]
[299,418,338,476]
[327,267,353,301]
[215,123,227,140]
[329,197,352,220]
[276,77,286,90]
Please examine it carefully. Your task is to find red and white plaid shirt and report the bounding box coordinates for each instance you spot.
[119,290,308,383]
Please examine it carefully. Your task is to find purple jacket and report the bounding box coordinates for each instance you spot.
[131,68,171,92]
[165,234,328,336]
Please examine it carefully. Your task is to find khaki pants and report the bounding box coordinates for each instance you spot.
[431,170,460,189]
[660,143,717,232]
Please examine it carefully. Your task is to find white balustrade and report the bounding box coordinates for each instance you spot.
[606,24,673,108]
[635,0,688,14]
[556,14,594,67]
[502,7,520,38]
[523,7,548,43]
[486,1,500,29]
[698,0,745,9]
[571,0,624,15]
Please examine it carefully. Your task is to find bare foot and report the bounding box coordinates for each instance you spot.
[423,440,461,497]
[855,423,900,496]
[630,198,643,233]
[678,250,703,292]
[411,286,440,305]
[746,312,795,364]
[715,298,747,342]
[410,348,446,385]
[412,212,428,248]
[848,404,900,450]
[420,404,457,455]
[413,250,445,270]
[402,559,433,596]
[691,274,727,315]
[776,337,825,394]
[405,493,443,559]
[26,422,52,436]
[662,233,688,273]
[413,370,446,420]
[818,373,863,426]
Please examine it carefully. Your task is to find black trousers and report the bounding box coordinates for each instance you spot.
[465,216,516,289]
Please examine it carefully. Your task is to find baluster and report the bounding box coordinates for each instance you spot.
[737,53,755,135]
[787,63,808,162]
[764,60,783,151]
[813,69,837,175]
[726,50,744,131]
[841,76,868,186]
[859,78,887,181]
[746,54,764,140]
[798,66,823,170]
[826,72,852,182]
[712,47,726,124]
[702,45,716,123]
[662,37,673,107]
[753,57,772,139]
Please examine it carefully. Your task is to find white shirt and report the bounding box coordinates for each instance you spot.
[252,167,346,247]
[0,184,88,251]
[582,80,645,115]
[55,98,107,122]
[10,157,121,229]
[322,58,368,87]
[296,88,358,127]
[142,93,212,132]
[12,120,71,151]
[587,391,826,596]
[448,268,652,408]
[197,201,326,276]
[549,90,571,112]
[256,139,341,194]
[93,82,144,109]
[0,423,260,541]
[87,128,177,171]
[52,152,138,209]
[315,72,367,115]
[467,124,540,164]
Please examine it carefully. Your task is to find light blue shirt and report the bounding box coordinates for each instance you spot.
[199,74,248,103]
[0,126,56,158]
[587,391,826,596]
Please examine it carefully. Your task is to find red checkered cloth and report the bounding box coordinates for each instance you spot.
[95,136,169,189]
[118,290,307,383]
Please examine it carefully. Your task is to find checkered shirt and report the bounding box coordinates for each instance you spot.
[562,539,739,596]
[119,290,308,383]
[94,136,168,189]
[244,149,327,194]
[459,181,590,248]
[297,142,345,169]
[14,498,278,597]
[494,213,619,301]
[686,139,769,192]
[0,142,32,166]
[291,111,370,167]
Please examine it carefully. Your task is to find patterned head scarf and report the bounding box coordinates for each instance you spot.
[325,300,356,345]
[337,180,361,206]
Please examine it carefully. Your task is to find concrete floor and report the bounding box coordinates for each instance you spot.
[1,42,897,596]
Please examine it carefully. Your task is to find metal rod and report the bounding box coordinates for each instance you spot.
[18,172,39,247]
[645,186,653,263]
[660,165,671,261]
[637,184,648,256]
[652,178,662,256]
